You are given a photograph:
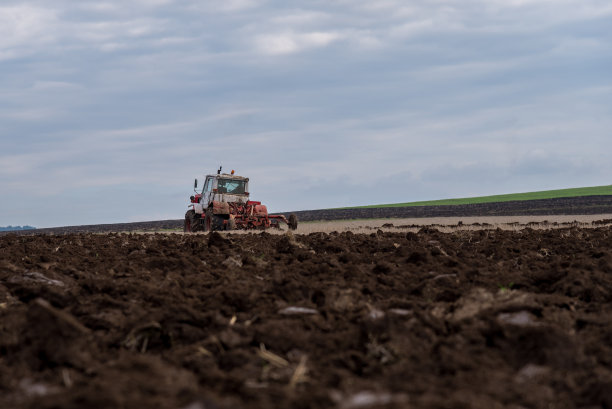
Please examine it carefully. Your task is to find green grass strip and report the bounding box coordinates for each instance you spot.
[339,185,612,209]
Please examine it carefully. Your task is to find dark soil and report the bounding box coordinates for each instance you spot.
[2,228,612,409]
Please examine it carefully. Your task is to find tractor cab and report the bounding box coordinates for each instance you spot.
[196,172,250,208]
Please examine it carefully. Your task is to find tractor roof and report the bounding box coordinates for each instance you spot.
[207,173,249,181]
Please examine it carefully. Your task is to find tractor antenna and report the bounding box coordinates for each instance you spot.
[217,166,222,175]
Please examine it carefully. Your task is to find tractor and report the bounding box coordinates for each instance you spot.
[184,167,298,232]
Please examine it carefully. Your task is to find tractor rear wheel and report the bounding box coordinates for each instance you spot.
[288,214,298,230]
[205,209,225,231]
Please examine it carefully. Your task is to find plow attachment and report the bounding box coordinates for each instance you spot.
[228,201,298,231]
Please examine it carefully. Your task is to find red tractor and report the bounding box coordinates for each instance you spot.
[184,167,298,232]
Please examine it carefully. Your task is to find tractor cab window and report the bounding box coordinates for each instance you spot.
[217,178,246,194]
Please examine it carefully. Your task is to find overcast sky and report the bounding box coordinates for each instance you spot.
[1,0,611,227]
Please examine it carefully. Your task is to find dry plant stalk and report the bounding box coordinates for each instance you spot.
[197,346,212,357]
[61,369,73,388]
[257,343,289,367]
[289,356,308,389]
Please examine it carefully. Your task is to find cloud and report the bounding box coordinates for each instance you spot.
[269,10,330,25]
[254,31,341,55]
[0,5,58,57]
[184,0,267,13]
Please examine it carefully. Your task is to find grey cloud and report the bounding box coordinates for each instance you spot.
[0,0,610,226]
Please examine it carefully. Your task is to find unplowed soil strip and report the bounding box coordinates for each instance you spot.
[1,227,612,408]
[294,214,612,234]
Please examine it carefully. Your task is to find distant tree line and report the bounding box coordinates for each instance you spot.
[0,226,36,231]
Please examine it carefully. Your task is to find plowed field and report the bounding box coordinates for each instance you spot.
[2,227,612,408]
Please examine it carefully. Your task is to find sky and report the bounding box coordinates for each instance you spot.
[1,0,611,228]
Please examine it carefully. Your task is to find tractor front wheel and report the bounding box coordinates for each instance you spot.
[184,210,201,233]
[204,209,212,232]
